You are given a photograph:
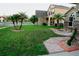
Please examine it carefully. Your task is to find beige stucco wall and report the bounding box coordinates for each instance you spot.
[54,8,68,15]
[0,18,4,22]
[38,17,47,25]
[47,6,69,26]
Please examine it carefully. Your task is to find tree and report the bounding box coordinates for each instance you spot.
[7,15,16,29]
[7,12,28,30]
[12,14,21,29]
[53,14,64,27]
[29,15,38,24]
[19,12,28,29]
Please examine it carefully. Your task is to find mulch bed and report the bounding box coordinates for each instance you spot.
[11,29,24,32]
[58,40,79,52]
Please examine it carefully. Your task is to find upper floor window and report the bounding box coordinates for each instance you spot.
[69,16,73,22]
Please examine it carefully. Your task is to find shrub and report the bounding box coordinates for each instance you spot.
[29,15,38,24]
[42,23,47,26]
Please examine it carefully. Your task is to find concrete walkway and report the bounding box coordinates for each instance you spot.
[44,37,79,56]
[44,37,70,54]
[50,28,72,37]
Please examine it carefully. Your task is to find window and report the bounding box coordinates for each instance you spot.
[69,17,73,22]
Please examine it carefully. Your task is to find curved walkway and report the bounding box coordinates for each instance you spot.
[44,37,70,54]
[50,28,72,37]
[43,28,79,56]
[44,37,79,56]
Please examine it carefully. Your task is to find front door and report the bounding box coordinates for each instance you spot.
[69,22,72,26]
[69,16,73,26]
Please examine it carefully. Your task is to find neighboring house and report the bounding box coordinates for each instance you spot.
[64,3,79,31]
[35,10,48,25]
[35,4,69,26]
[0,16,5,22]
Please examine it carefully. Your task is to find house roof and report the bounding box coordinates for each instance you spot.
[35,4,70,18]
[35,10,47,18]
[72,3,79,5]
[0,16,5,18]
[47,4,70,11]
[54,4,70,9]
[65,6,76,15]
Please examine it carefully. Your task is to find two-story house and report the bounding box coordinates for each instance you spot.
[47,4,69,26]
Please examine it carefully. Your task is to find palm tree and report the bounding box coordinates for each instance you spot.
[53,14,64,27]
[12,14,20,26]
[7,15,16,29]
[19,12,28,29]
[7,12,28,30]
[29,15,38,24]
[12,14,21,30]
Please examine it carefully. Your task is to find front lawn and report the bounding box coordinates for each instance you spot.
[0,25,60,56]
[0,26,5,28]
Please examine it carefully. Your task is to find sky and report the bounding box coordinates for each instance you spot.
[0,3,76,17]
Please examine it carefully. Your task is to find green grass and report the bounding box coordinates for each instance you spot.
[0,25,60,56]
[0,26,5,28]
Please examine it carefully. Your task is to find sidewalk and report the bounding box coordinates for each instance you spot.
[47,50,79,56]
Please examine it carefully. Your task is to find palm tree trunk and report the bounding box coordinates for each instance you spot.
[15,19,19,30]
[12,20,16,29]
[57,19,59,27]
[19,19,23,30]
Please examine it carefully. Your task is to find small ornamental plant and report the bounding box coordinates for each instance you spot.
[67,28,77,46]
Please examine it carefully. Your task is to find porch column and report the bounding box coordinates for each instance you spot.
[0,18,4,22]
[48,16,51,26]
